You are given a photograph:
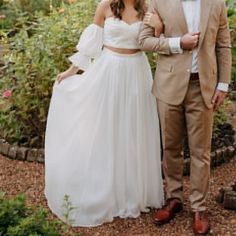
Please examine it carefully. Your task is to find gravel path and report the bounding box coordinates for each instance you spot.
[0,155,236,236]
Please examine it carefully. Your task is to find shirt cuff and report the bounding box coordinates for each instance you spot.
[217,83,229,92]
[168,37,183,54]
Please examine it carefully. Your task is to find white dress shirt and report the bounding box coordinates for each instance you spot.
[169,0,228,92]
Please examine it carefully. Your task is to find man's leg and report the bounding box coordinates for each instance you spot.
[154,99,185,224]
[184,80,213,211]
[184,79,213,234]
[157,99,185,202]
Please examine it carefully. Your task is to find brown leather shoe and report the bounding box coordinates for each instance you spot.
[192,211,210,235]
[153,198,183,224]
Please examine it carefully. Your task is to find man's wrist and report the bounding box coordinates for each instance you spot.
[217,83,229,92]
[169,37,183,54]
[180,37,183,49]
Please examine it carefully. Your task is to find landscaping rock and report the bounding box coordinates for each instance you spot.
[216,188,225,204]
[1,142,10,156]
[222,146,230,162]
[37,149,45,163]
[216,182,236,211]
[227,146,235,158]
[234,142,236,151]
[232,182,236,192]
[216,187,233,203]
[211,152,217,167]
[223,191,236,210]
[16,147,28,161]
[215,149,223,166]
[27,149,38,162]
[8,146,18,159]
[1,155,236,235]
[0,139,4,154]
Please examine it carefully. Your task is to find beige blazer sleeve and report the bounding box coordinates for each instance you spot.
[215,0,232,84]
[138,0,170,55]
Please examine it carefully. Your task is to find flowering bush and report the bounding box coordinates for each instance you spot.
[0,0,80,31]
[2,89,12,98]
[0,0,96,147]
[0,0,235,148]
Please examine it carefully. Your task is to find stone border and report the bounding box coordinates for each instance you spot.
[0,139,44,163]
[216,182,236,210]
[183,144,236,175]
[0,139,236,173]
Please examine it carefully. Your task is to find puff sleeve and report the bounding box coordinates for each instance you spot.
[68,24,104,71]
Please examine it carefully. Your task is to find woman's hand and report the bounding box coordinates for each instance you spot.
[57,66,79,83]
[143,12,163,37]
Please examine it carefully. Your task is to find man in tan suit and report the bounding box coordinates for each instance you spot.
[139,0,231,234]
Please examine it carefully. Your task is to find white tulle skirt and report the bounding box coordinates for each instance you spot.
[44,48,164,227]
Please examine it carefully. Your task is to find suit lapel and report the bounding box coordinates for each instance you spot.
[198,0,212,50]
[174,0,188,34]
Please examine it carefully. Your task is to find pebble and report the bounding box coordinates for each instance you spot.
[0,155,236,236]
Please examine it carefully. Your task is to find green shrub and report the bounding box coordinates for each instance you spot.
[0,1,96,147]
[0,192,59,236]
[13,0,62,15]
[0,0,235,149]
[213,101,229,130]
[0,0,66,31]
[227,0,236,90]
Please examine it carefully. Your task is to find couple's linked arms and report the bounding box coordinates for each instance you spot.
[57,1,163,83]
[139,0,232,111]
[139,0,200,54]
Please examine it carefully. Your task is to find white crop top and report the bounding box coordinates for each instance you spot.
[69,17,142,71]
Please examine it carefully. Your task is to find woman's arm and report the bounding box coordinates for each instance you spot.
[143,12,163,37]
[57,1,108,83]
[93,0,109,27]
[57,65,79,83]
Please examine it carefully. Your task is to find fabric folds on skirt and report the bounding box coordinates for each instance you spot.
[45,48,164,227]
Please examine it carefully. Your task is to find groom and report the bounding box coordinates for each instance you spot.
[139,0,231,234]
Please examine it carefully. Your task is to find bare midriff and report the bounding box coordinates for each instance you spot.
[104,45,140,54]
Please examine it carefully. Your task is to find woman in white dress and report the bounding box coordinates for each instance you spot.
[45,0,164,227]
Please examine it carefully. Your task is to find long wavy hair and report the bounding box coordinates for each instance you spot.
[110,0,147,20]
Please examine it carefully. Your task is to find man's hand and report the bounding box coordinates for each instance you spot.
[180,32,200,50]
[211,90,227,111]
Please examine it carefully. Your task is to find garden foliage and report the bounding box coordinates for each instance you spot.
[0,192,59,236]
[0,0,69,30]
[0,0,235,148]
[0,1,96,147]
[227,0,236,90]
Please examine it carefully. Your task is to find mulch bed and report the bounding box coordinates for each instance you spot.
[0,154,236,236]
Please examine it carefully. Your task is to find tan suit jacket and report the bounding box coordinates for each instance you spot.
[139,0,232,108]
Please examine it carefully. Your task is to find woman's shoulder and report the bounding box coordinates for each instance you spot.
[97,0,112,11]
[95,0,112,19]
[94,0,112,26]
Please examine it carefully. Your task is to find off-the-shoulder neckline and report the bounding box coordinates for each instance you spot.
[92,17,142,29]
[92,23,104,29]
[105,17,142,26]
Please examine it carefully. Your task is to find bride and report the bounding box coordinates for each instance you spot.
[45,0,164,227]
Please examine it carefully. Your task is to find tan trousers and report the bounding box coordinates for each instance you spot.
[157,79,214,211]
